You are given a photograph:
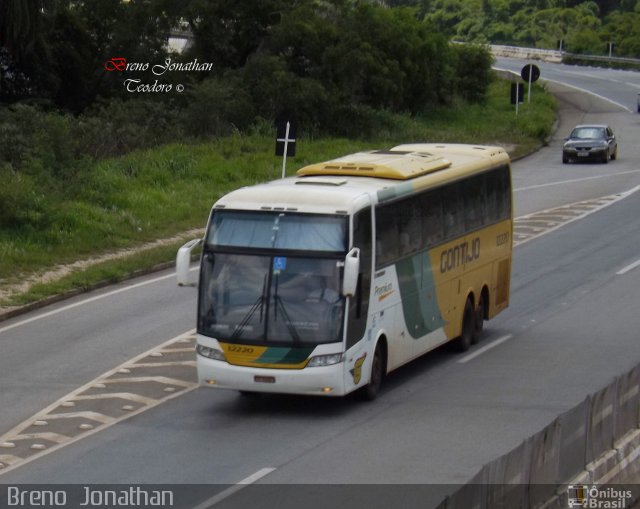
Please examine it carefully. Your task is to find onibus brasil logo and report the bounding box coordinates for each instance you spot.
[567,485,632,508]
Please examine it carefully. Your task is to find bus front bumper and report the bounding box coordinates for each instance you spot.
[197,356,348,396]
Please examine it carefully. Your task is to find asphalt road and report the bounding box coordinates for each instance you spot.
[494,56,640,113]
[1,59,639,507]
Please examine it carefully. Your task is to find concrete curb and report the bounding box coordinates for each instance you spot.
[0,260,175,324]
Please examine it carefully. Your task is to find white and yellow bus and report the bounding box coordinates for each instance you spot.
[177,144,512,399]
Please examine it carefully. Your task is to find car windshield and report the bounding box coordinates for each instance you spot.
[198,252,345,346]
[570,127,606,140]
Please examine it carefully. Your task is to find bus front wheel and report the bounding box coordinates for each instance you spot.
[362,344,384,401]
[456,298,475,352]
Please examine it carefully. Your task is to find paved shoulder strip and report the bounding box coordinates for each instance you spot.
[514,186,640,247]
[0,330,197,476]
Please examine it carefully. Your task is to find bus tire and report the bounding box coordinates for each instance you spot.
[472,292,486,344]
[456,298,475,352]
[362,343,385,401]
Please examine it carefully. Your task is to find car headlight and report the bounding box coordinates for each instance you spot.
[307,353,343,367]
[196,344,227,362]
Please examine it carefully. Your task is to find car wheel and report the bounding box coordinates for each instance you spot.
[562,155,569,164]
[611,146,617,160]
[602,149,609,164]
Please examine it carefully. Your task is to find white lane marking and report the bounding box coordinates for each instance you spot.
[541,78,632,112]
[0,266,198,335]
[191,468,277,509]
[514,169,640,193]
[617,258,640,276]
[457,335,513,364]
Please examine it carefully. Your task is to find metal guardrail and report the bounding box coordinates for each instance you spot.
[563,53,640,66]
[490,44,640,67]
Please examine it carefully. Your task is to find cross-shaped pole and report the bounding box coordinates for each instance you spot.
[277,121,296,179]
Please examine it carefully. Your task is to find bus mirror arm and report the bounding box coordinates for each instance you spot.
[342,247,360,297]
[176,238,203,287]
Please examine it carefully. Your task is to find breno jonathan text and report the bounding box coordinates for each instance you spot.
[6,486,174,507]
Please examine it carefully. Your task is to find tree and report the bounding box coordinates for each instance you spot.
[0,0,53,60]
[180,0,286,69]
[0,0,56,102]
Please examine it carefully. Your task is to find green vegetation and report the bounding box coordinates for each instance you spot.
[413,0,640,57]
[1,1,493,121]
[0,0,558,308]
[0,77,555,307]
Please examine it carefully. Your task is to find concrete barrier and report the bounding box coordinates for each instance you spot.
[490,44,564,63]
[438,362,640,508]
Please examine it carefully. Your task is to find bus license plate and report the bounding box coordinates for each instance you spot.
[254,375,276,384]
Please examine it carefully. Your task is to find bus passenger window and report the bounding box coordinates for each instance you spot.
[398,199,421,256]
[421,193,443,247]
[463,175,486,231]
[496,168,511,219]
[442,185,464,239]
[485,171,500,223]
[375,205,399,267]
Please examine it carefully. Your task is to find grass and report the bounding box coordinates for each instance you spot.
[0,77,557,310]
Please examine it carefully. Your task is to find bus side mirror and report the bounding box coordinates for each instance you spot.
[176,238,202,287]
[342,247,360,297]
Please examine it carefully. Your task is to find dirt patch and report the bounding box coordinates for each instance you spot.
[0,228,204,315]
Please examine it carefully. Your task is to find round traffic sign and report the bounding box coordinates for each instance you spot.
[521,64,540,83]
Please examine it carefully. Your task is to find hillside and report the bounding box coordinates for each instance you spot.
[395,0,640,57]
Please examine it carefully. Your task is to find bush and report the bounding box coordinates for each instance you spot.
[182,76,255,138]
[237,54,330,135]
[452,44,494,103]
[78,99,185,158]
[0,165,50,230]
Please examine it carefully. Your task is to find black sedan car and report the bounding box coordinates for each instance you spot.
[562,124,618,164]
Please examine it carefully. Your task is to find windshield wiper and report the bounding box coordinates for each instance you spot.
[231,275,267,340]
[273,274,302,344]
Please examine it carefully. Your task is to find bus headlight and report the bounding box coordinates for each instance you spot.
[196,344,227,362]
[307,353,343,367]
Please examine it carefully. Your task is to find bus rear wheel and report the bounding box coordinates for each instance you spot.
[472,293,486,345]
[456,298,475,352]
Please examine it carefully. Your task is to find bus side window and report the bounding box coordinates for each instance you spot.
[485,171,498,223]
[463,174,487,231]
[421,191,443,247]
[375,204,399,267]
[398,198,421,256]
[442,185,464,240]
[486,167,511,223]
[497,167,512,219]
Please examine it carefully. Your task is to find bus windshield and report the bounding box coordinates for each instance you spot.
[198,252,345,346]
[208,211,347,252]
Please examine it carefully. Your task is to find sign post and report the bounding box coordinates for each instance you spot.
[275,120,297,179]
[520,64,540,104]
[511,83,523,115]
